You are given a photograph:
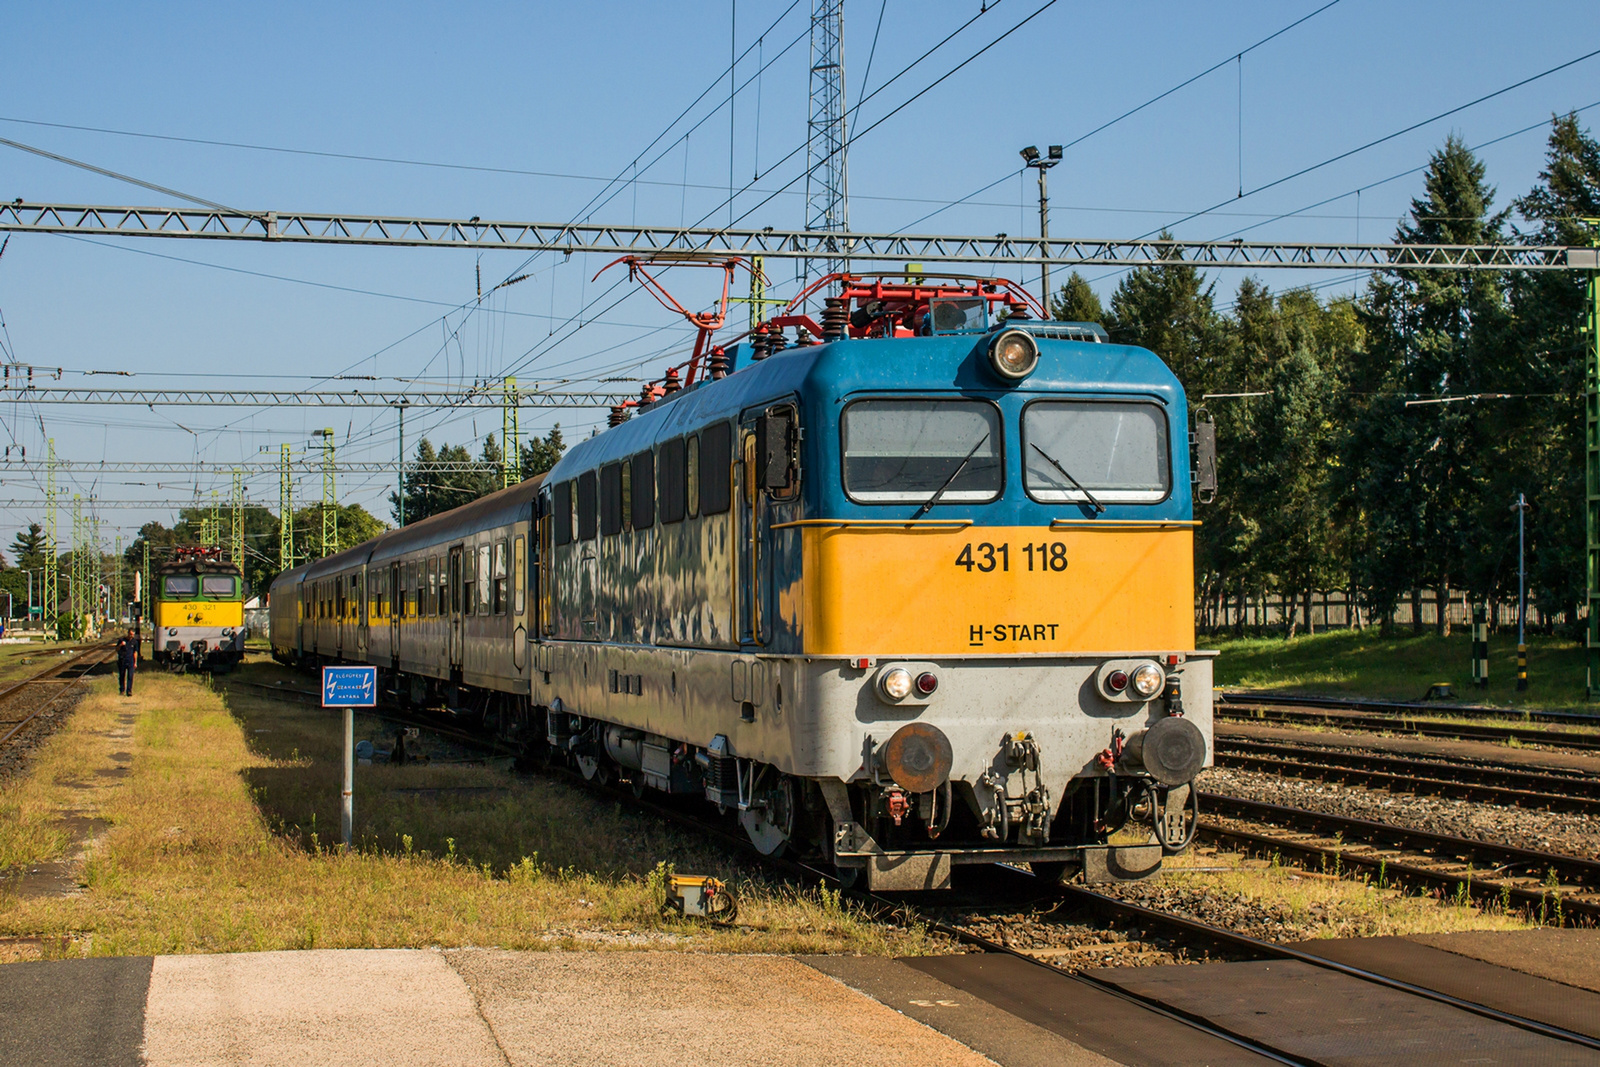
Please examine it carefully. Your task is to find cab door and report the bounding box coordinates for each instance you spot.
[738,421,764,645]
[448,546,464,673]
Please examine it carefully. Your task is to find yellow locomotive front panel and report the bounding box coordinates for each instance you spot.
[154,599,245,630]
[801,523,1194,656]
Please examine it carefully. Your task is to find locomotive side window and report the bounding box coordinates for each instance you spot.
[577,472,598,541]
[658,438,686,524]
[686,435,700,517]
[492,539,508,615]
[599,463,623,536]
[699,421,733,515]
[553,482,573,545]
[1022,400,1170,504]
[164,575,198,597]
[631,451,655,529]
[841,399,1003,504]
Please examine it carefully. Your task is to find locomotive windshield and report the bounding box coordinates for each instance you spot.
[163,575,199,597]
[1022,400,1170,503]
[202,576,238,597]
[842,399,1002,503]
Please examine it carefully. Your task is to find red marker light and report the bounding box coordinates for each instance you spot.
[916,672,939,696]
[1107,670,1129,693]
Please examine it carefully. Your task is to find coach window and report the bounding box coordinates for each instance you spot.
[477,543,492,614]
[493,539,509,615]
[631,451,655,529]
[841,399,1003,505]
[619,463,633,531]
[577,471,598,541]
[599,463,623,536]
[699,421,733,514]
[685,434,700,518]
[337,581,346,620]
[513,535,526,616]
[658,438,686,524]
[553,482,573,545]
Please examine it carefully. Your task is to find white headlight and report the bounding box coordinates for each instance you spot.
[987,328,1040,381]
[879,668,914,701]
[1130,662,1165,699]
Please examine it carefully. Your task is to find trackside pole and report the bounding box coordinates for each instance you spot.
[343,706,354,850]
[322,664,375,852]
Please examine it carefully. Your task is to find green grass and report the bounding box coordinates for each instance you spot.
[1207,628,1595,711]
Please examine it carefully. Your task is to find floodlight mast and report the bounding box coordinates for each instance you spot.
[1022,145,1063,313]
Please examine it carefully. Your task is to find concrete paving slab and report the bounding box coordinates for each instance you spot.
[444,949,996,1067]
[801,954,1122,1067]
[0,955,151,1067]
[1407,929,1600,994]
[141,949,510,1067]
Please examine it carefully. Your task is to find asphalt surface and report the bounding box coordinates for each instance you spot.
[0,956,151,1067]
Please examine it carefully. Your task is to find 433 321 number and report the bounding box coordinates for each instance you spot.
[954,542,1067,572]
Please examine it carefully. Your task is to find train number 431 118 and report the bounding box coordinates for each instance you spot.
[954,542,1068,573]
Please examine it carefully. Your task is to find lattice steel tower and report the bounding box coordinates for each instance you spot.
[804,0,849,280]
[43,439,57,629]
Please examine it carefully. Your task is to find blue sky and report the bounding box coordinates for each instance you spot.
[1,0,1597,544]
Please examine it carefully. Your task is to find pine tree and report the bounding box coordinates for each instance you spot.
[1346,136,1508,632]
[521,425,567,478]
[1052,272,1104,323]
[10,523,45,571]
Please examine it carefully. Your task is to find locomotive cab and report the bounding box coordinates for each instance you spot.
[152,545,246,672]
[529,273,1215,890]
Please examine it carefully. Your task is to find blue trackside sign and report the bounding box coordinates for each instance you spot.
[322,665,377,707]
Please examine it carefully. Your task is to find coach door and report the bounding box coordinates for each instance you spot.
[389,563,401,662]
[448,546,464,672]
[512,530,528,674]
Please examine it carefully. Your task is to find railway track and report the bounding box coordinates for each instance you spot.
[0,643,115,753]
[1198,791,1600,925]
[1214,737,1600,815]
[1216,697,1600,751]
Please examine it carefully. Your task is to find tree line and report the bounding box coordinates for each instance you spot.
[1052,115,1600,637]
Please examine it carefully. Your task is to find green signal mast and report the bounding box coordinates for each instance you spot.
[43,438,57,630]
[502,377,520,489]
[280,444,294,570]
[313,428,336,558]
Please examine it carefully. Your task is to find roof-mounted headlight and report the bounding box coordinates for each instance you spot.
[987,328,1039,381]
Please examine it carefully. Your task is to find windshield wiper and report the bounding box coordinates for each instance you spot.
[1030,442,1106,514]
[916,432,990,517]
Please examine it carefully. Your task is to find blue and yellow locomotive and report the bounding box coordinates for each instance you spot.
[271,273,1214,889]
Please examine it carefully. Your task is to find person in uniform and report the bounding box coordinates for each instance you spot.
[116,628,139,696]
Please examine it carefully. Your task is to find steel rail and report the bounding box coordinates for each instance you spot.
[1215,703,1600,751]
[1199,793,1600,920]
[0,643,115,749]
[1215,738,1600,815]
[1044,879,1600,1053]
[1218,690,1600,728]
[0,201,1584,270]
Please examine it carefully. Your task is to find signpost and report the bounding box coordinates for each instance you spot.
[321,665,377,850]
